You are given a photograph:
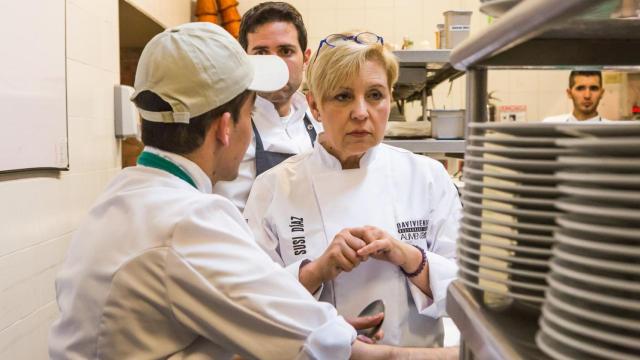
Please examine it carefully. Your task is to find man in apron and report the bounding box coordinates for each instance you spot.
[542,70,608,122]
[213,2,320,212]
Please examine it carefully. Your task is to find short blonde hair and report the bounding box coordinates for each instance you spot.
[306,36,399,105]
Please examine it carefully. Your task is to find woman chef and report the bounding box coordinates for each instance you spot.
[244,32,462,348]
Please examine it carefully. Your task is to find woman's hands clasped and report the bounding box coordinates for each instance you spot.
[300,226,422,288]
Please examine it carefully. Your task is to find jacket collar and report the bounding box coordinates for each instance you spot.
[310,140,383,172]
[142,146,213,193]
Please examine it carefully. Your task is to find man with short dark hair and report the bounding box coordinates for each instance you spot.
[48,22,393,359]
[543,70,608,122]
[213,2,319,211]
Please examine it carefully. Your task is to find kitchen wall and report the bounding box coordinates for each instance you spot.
[0,1,188,358]
[236,0,602,122]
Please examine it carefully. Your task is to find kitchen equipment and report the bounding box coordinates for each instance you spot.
[355,299,385,338]
[536,121,640,360]
[479,0,522,18]
[444,10,472,48]
[430,109,465,139]
[436,24,445,49]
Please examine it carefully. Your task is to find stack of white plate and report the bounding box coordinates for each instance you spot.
[459,123,574,309]
[536,122,640,360]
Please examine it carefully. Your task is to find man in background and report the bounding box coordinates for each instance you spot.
[543,70,607,122]
[213,1,319,211]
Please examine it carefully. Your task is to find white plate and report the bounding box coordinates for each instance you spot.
[466,155,563,172]
[459,266,547,292]
[458,242,550,268]
[457,252,548,279]
[558,183,640,204]
[466,145,576,159]
[550,259,640,293]
[463,196,561,219]
[556,136,640,156]
[556,215,640,240]
[555,121,640,137]
[557,155,640,170]
[538,317,640,360]
[464,166,558,185]
[536,331,590,360]
[461,189,556,209]
[543,304,640,351]
[548,273,640,312]
[556,197,640,221]
[546,288,640,332]
[469,122,569,137]
[468,135,558,147]
[553,244,640,275]
[461,221,554,244]
[556,171,640,187]
[458,275,545,304]
[555,229,639,257]
[463,177,559,196]
[460,232,552,256]
[464,212,559,233]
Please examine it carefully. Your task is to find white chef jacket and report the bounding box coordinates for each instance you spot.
[49,146,355,360]
[244,142,461,347]
[541,113,609,122]
[213,93,322,212]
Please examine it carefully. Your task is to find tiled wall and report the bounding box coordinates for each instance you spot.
[0,1,189,358]
[0,1,119,358]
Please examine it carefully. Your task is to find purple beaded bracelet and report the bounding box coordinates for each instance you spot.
[400,245,426,278]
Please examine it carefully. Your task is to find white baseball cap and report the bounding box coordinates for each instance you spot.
[131,22,288,123]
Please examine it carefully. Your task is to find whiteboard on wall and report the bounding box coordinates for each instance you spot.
[0,1,68,172]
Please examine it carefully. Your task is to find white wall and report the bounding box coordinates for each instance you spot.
[237,0,578,122]
[0,1,190,358]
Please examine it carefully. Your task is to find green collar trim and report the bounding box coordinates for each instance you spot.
[137,151,197,189]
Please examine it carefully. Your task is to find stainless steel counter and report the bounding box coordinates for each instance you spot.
[446,281,550,360]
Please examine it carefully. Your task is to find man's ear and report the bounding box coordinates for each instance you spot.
[306,91,321,121]
[566,88,572,99]
[212,112,233,147]
[303,48,312,66]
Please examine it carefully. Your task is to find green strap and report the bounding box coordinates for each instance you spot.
[137,151,197,189]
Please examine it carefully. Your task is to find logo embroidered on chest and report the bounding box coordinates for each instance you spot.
[290,216,307,255]
[396,219,429,241]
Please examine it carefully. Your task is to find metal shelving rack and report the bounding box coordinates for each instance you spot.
[384,50,466,153]
[446,0,640,359]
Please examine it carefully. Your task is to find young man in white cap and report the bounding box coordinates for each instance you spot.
[48,22,395,359]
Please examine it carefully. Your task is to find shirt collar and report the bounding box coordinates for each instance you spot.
[254,92,309,126]
[569,113,602,122]
[142,146,213,193]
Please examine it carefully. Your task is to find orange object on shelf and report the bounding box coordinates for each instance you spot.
[217,0,241,38]
[196,0,218,24]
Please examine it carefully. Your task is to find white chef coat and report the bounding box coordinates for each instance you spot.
[213,92,322,212]
[244,142,461,347]
[542,113,609,122]
[49,146,355,360]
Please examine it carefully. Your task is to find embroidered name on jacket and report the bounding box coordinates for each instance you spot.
[290,216,307,255]
[396,219,429,241]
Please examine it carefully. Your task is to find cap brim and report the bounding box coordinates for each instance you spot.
[246,55,289,92]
